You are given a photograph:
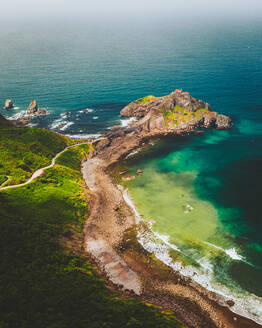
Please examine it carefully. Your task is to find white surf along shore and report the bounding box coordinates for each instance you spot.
[119,184,262,325]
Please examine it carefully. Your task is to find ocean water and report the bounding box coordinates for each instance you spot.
[0,16,262,323]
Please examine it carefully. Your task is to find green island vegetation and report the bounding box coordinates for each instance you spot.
[163,106,209,128]
[0,125,186,328]
[134,95,157,104]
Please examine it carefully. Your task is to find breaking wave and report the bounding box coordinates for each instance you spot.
[121,187,262,325]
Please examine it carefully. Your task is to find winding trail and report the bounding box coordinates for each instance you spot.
[0,143,89,191]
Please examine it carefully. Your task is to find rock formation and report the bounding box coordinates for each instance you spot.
[4,99,13,109]
[94,91,232,163]
[27,100,38,114]
[120,90,232,132]
[26,100,47,117]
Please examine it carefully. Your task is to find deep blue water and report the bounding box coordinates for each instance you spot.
[0,17,262,323]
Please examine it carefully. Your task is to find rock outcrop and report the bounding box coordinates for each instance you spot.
[120,90,232,132]
[26,100,47,117]
[27,100,38,114]
[95,90,232,163]
[4,99,14,109]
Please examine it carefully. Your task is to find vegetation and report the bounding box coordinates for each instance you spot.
[134,95,157,104]
[0,127,73,186]
[164,107,210,127]
[0,127,186,328]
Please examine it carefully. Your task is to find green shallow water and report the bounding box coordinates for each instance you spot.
[120,127,262,323]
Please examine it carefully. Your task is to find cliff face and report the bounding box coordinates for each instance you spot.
[120,91,232,132]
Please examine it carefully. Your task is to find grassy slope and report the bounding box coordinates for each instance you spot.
[0,128,186,328]
[0,126,73,186]
[164,106,209,127]
[134,95,157,104]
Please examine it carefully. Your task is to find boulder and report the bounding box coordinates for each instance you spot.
[27,100,38,114]
[37,108,47,115]
[203,112,217,128]
[4,99,13,109]
[216,114,232,129]
[226,300,235,307]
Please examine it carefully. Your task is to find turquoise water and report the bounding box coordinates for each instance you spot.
[124,125,262,322]
[0,17,262,323]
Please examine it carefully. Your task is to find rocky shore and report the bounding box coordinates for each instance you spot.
[92,90,231,163]
[2,99,48,126]
[81,92,262,328]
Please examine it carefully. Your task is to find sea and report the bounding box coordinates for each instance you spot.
[0,15,262,324]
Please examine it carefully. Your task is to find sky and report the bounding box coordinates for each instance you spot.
[2,0,262,19]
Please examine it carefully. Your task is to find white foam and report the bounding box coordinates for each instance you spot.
[125,150,139,159]
[204,242,244,261]
[27,122,38,127]
[137,229,262,324]
[49,118,64,129]
[120,187,262,325]
[120,186,141,224]
[120,117,137,127]
[60,121,74,131]
[60,113,68,119]
[79,108,94,113]
[7,110,27,120]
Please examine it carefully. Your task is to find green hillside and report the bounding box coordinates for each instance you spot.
[0,127,186,328]
[0,125,73,186]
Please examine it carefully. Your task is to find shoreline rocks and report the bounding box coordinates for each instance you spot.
[4,99,14,109]
[27,100,47,116]
[27,100,38,114]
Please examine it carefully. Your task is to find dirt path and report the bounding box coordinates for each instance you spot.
[0,143,90,191]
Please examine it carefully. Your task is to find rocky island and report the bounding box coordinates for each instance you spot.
[95,90,231,163]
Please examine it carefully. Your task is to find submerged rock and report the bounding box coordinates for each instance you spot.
[4,99,13,109]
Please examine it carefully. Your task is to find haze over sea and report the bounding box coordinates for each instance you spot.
[1,15,262,323]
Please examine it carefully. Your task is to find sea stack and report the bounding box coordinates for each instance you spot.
[4,99,14,109]
[27,100,38,114]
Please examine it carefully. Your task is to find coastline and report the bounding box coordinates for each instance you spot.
[81,133,262,328]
